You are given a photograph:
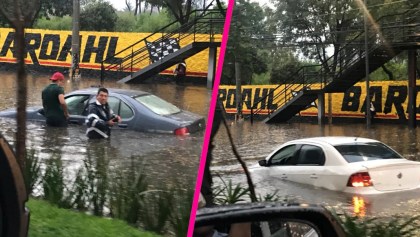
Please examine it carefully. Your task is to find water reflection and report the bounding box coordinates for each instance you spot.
[352,196,366,217]
[211,121,420,217]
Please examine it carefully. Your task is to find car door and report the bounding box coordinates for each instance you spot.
[107,96,135,129]
[293,144,327,187]
[263,145,299,181]
[65,94,91,124]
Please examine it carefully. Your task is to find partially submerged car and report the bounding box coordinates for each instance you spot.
[0,88,205,135]
[252,136,420,194]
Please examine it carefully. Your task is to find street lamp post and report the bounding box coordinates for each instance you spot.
[71,0,80,80]
[364,0,371,127]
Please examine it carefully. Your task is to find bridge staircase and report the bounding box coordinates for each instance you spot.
[99,10,224,84]
[251,9,420,123]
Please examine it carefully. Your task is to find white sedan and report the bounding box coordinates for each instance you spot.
[251,137,420,194]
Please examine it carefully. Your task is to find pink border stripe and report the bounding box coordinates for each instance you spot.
[187,1,235,236]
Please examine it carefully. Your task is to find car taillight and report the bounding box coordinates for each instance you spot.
[347,172,372,187]
[174,127,189,136]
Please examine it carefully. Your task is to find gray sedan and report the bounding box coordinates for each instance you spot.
[0,88,205,135]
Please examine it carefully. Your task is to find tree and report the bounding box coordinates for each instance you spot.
[162,0,193,25]
[221,0,271,85]
[39,0,72,19]
[161,0,224,25]
[271,0,359,77]
[80,1,118,31]
[0,0,41,172]
[270,0,419,77]
[269,50,302,84]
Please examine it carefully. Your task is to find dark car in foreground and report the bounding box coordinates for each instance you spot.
[0,133,29,237]
[0,88,205,135]
[195,202,346,237]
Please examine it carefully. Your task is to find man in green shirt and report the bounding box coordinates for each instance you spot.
[42,72,69,127]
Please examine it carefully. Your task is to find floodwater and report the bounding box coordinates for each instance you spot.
[0,71,210,192]
[211,120,420,217]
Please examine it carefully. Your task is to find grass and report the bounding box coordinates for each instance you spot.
[27,199,160,237]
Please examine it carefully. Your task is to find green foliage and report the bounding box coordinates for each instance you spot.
[109,156,149,225]
[69,168,89,211]
[140,191,173,234]
[84,149,110,216]
[222,0,272,85]
[134,10,178,32]
[24,148,41,196]
[270,0,359,68]
[256,190,281,202]
[80,1,118,31]
[335,211,420,237]
[34,151,194,236]
[27,198,160,237]
[33,16,72,30]
[370,60,408,81]
[42,152,66,207]
[115,12,138,32]
[0,14,10,27]
[39,0,72,19]
[214,179,250,204]
[168,186,194,237]
[270,50,303,84]
[251,72,270,85]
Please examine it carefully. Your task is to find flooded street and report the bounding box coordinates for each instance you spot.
[211,120,420,217]
[0,71,209,192]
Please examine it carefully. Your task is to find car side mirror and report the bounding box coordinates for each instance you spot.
[258,159,267,167]
[195,203,346,237]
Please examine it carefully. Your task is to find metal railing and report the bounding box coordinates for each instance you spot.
[250,65,325,119]
[249,8,420,122]
[99,9,225,84]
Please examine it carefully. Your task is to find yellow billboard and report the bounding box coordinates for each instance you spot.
[219,80,420,120]
[0,28,221,77]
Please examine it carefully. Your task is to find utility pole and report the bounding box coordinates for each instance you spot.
[235,61,242,120]
[71,0,80,80]
[364,0,371,128]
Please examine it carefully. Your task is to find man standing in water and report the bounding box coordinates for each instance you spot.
[86,88,121,139]
[42,72,69,127]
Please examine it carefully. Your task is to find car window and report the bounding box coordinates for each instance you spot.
[134,94,181,115]
[296,145,325,166]
[108,97,120,115]
[119,101,134,119]
[65,95,90,116]
[268,145,297,166]
[107,96,134,119]
[334,142,403,163]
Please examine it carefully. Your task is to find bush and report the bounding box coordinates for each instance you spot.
[135,10,179,33]
[335,211,420,237]
[115,12,138,32]
[33,16,72,30]
[24,148,41,196]
[80,1,118,31]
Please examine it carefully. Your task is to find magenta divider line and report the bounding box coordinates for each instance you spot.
[187,1,235,236]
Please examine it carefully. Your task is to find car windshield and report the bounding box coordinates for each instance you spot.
[134,94,181,115]
[334,142,403,163]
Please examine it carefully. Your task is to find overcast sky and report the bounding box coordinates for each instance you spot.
[107,0,272,11]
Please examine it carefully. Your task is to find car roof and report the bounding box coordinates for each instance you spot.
[67,87,149,97]
[291,136,380,146]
